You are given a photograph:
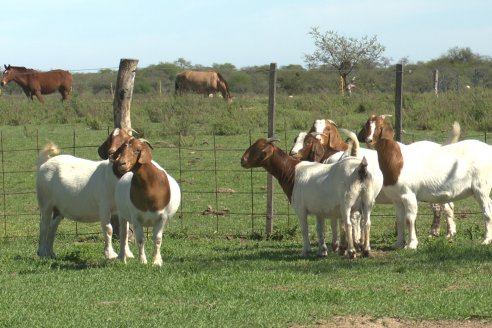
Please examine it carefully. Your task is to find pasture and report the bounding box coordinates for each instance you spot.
[0,92,492,327]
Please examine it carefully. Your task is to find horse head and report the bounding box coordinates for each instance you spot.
[1,65,13,86]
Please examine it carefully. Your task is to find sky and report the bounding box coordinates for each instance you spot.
[2,0,492,72]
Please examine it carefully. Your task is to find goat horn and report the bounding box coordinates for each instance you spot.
[326,119,338,127]
[266,137,280,143]
[381,114,393,120]
[139,138,154,150]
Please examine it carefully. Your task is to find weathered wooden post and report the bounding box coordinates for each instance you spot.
[111,58,138,237]
[266,63,277,237]
[395,63,403,142]
[433,69,439,97]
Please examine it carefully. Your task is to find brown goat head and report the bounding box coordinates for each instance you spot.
[98,128,134,161]
[240,138,278,169]
[114,137,153,174]
[358,114,394,149]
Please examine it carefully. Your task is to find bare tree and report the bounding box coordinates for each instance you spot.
[305,27,385,94]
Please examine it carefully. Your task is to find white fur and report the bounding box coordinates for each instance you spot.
[36,147,132,259]
[292,155,376,258]
[289,131,307,155]
[380,139,492,249]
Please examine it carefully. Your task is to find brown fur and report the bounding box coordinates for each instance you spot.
[175,70,231,101]
[357,114,395,148]
[295,120,349,162]
[116,138,171,212]
[241,138,299,201]
[1,65,72,103]
[98,128,133,160]
[375,138,403,186]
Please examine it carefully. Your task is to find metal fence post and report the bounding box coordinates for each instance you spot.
[266,63,277,237]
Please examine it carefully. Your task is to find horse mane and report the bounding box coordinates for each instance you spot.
[6,65,38,72]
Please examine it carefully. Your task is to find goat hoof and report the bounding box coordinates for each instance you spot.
[362,250,371,257]
[348,250,357,259]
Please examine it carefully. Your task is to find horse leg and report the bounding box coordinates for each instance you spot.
[34,91,44,103]
[60,88,70,101]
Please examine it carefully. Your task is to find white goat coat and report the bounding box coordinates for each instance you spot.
[292,157,375,257]
[382,139,492,248]
[324,147,385,203]
[37,155,120,258]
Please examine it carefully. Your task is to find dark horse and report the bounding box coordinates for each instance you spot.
[1,65,73,103]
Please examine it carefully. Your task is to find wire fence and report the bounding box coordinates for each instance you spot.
[0,126,489,241]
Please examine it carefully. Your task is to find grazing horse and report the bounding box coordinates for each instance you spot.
[175,70,232,102]
[1,65,73,103]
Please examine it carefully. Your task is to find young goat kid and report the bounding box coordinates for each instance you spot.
[36,128,134,259]
[241,131,376,258]
[114,137,181,266]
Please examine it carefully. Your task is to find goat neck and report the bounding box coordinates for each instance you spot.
[241,139,299,202]
[130,162,171,212]
[375,138,403,186]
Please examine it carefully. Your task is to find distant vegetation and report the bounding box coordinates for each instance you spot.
[1,47,492,134]
[1,47,491,98]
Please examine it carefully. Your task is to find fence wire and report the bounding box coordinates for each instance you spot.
[0,128,488,240]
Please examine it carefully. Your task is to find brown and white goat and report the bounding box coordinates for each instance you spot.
[361,116,491,250]
[289,119,348,160]
[114,137,181,266]
[358,114,459,242]
[241,132,377,258]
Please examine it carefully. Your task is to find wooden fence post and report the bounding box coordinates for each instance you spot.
[111,58,139,237]
[266,63,277,237]
[433,69,439,97]
[395,64,403,142]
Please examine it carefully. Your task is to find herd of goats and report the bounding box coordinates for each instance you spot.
[3,65,492,264]
[33,114,492,266]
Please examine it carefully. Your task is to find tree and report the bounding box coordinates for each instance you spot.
[305,27,385,94]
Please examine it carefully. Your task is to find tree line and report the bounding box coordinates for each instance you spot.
[2,47,491,97]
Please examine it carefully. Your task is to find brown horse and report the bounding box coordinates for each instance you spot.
[1,65,73,103]
[175,70,232,102]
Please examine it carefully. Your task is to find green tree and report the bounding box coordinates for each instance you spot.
[305,27,386,95]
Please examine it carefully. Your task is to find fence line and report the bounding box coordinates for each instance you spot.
[0,127,489,240]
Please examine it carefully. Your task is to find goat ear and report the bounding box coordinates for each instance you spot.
[312,141,325,162]
[98,139,110,159]
[138,143,153,164]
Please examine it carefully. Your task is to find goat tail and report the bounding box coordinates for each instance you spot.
[444,121,461,145]
[340,129,360,157]
[37,142,60,167]
[357,156,369,181]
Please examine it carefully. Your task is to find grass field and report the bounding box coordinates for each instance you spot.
[0,92,492,327]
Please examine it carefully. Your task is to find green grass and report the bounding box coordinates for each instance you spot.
[1,91,492,326]
[1,222,491,327]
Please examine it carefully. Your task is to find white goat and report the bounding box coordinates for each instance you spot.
[36,128,134,259]
[114,137,181,266]
[371,118,492,249]
[241,131,377,259]
[360,115,460,246]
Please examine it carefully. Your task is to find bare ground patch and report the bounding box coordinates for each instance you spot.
[292,315,492,328]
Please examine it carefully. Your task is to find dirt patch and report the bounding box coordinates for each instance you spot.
[293,315,492,328]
